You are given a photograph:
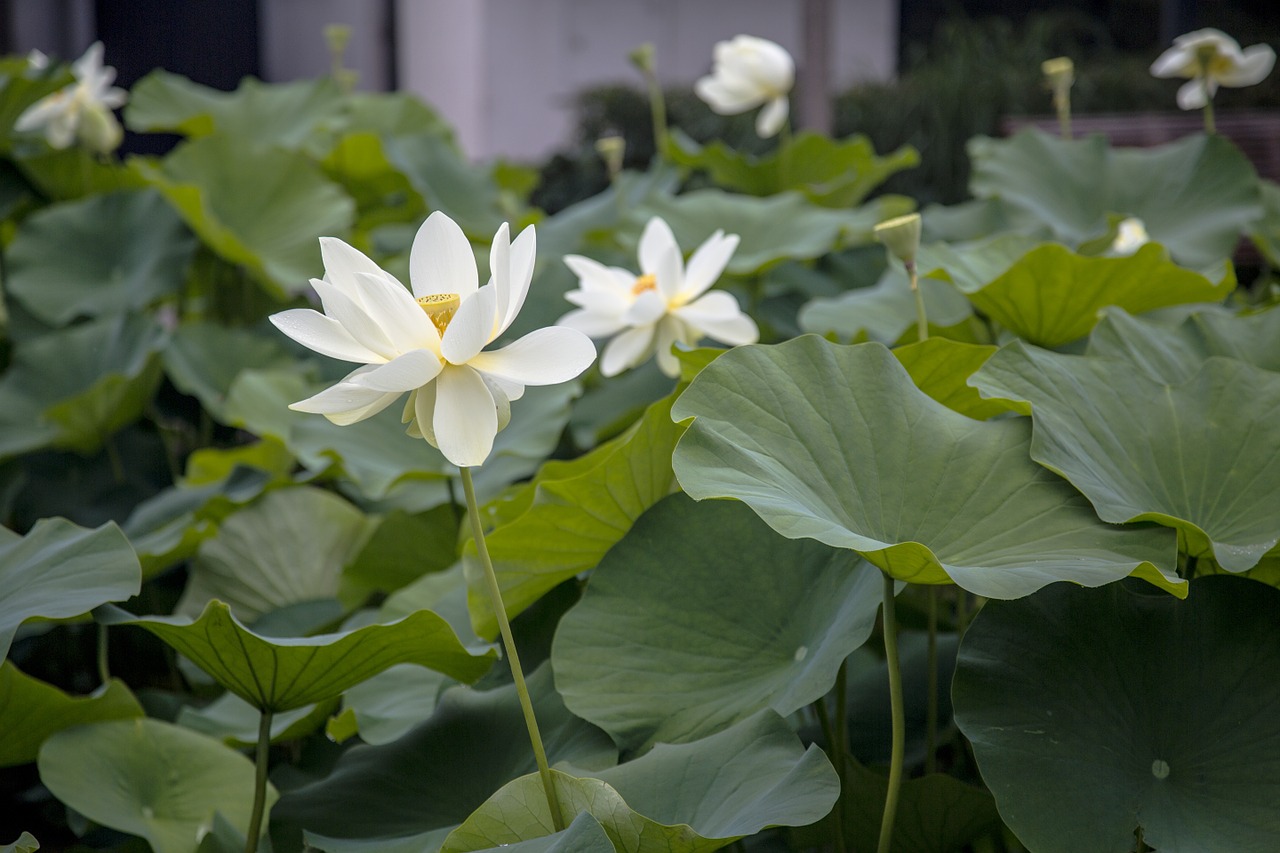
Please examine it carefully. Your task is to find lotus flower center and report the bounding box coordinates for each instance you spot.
[418,293,460,335]
[632,273,658,296]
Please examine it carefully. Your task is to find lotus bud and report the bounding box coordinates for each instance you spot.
[595,135,625,179]
[874,213,923,270]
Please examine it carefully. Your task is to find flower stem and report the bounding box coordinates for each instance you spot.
[907,261,927,343]
[925,586,938,776]
[1054,93,1072,140]
[245,709,272,853]
[1202,93,1216,134]
[877,573,905,853]
[97,623,111,685]
[461,466,565,832]
[641,67,668,163]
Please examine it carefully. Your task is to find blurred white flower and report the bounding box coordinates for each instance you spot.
[1109,218,1151,255]
[1150,29,1276,110]
[270,212,597,468]
[558,217,758,378]
[695,35,794,138]
[14,42,127,152]
[26,49,49,70]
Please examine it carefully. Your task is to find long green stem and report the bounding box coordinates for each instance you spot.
[97,623,111,685]
[1201,82,1215,134]
[925,586,938,775]
[642,67,668,162]
[877,573,905,853]
[907,262,927,343]
[1054,93,1071,140]
[245,710,273,853]
[461,466,565,831]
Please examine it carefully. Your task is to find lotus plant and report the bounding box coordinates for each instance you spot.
[1150,28,1276,132]
[695,34,795,138]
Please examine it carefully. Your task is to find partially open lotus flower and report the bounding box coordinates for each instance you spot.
[15,42,127,153]
[1150,29,1276,110]
[695,34,794,138]
[270,212,596,468]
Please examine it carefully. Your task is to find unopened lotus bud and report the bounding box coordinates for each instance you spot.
[595,135,625,178]
[874,213,923,269]
[629,43,655,75]
[1042,57,1074,90]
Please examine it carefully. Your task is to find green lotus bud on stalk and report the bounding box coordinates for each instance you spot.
[1042,56,1074,138]
[325,24,358,92]
[875,213,927,342]
[629,42,656,75]
[595,135,625,179]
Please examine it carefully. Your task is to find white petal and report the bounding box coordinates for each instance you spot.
[309,278,397,361]
[756,96,789,138]
[564,255,634,296]
[653,316,689,378]
[410,210,477,300]
[14,94,68,131]
[269,308,383,363]
[727,35,795,92]
[480,374,513,434]
[638,217,680,276]
[600,324,656,377]
[677,291,760,345]
[681,231,739,301]
[489,223,512,334]
[412,383,438,444]
[433,365,498,468]
[1150,45,1196,78]
[290,381,400,425]
[564,286,631,314]
[496,223,536,337]
[1176,78,1211,110]
[1218,44,1276,86]
[469,326,596,386]
[72,42,106,81]
[441,284,498,364]
[321,237,388,293]
[626,290,668,325]
[694,76,763,114]
[653,240,684,304]
[349,349,443,392]
[558,307,630,338]
[352,272,438,354]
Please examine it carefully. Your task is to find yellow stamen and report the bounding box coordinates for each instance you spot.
[632,273,657,296]
[418,293,460,336]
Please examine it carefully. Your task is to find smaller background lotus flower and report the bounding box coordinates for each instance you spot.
[1109,217,1151,256]
[695,34,794,138]
[1150,28,1276,111]
[558,217,758,378]
[15,41,127,153]
[270,212,596,468]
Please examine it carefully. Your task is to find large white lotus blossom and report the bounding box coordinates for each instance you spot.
[1150,29,1276,110]
[15,42,127,152]
[558,217,758,378]
[270,212,596,468]
[694,35,794,138]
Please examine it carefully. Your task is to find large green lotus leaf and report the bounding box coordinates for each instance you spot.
[162,321,299,421]
[972,344,1280,571]
[342,505,460,603]
[465,392,684,640]
[0,518,140,661]
[0,832,38,853]
[383,132,509,240]
[667,129,919,207]
[672,337,1181,598]
[955,243,1233,348]
[175,486,372,621]
[444,712,838,853]
[329,662,454,746]
[127,70,346,151]
[14,146,146,200]
[0,660,142,767]
[273,665,615,842]
[0,313,166,457]
[1087,306,1280,383]
[631,189,914,275]
[890,338,1017,420]
[100,599,493,712]
[177,690,333,747]
[38,717,275,853]
[322,131,426,236]
[553,494,881,749]
[6,190,194,325]
[134,135,354,297]
[954,576,1280,852]
[915,233,1042,294]
[968,129,1262,268]
[797,266,972,343]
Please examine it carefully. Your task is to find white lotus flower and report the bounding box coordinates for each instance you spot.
[15,42,127,152]
[558,217,758,378]
[694,35,794,138]
[1109,217,1150,256]
[1150,29,1276,110]
[270,212,597,468]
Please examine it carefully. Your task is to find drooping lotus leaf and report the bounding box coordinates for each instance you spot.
[0,313,166,458]
[272,665,615,842]
[631,189,915,275]
[553,494,882,749]
[0,660,143,767]
[0,518,140,661]
[6,190,195,325]
[667,129,919,207]
[178,690,334,747]
[967,129,1262,268]
[953,576,1280,852]
[890,338,1016,420]
[98,599,494,712]
[797,266,973,343]
[465,392,684,640]
[971,343,1280,571]
[948,243,1233,348]
[127,70,346,152]
[671,337,1181,598]
[442,712,838,853]
[1087,306,1280,383]
[175,486,372,621]
[134,134,354,297]
[162,321,299,421]
[38,718,275,853]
